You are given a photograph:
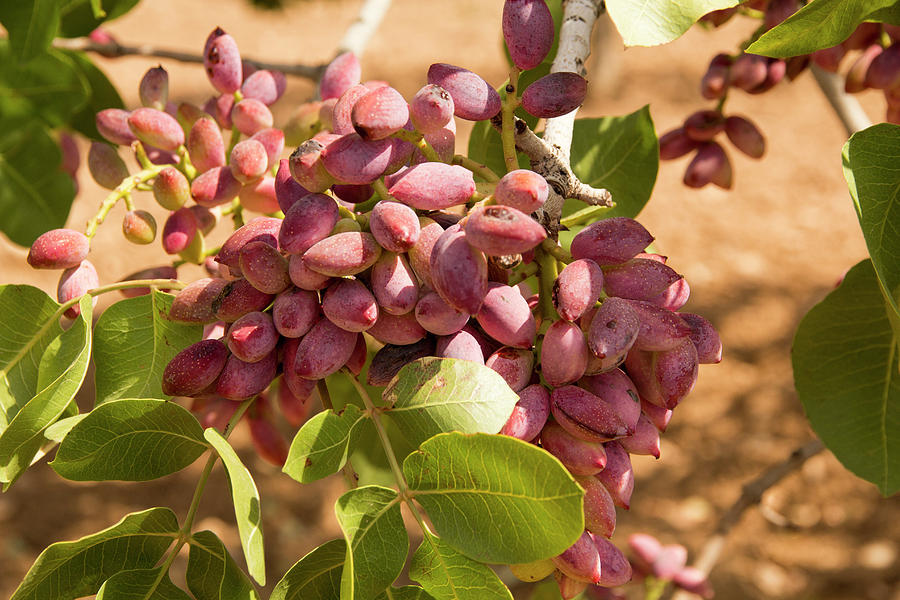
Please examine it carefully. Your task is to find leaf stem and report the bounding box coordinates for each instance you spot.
[317,379,359,489]
[392,129,441,162]
[343,370,432,535]
[150,396,255,592]
[372,178,394,202]
[85,165,169,238]
[452,154,500,182]
[501,68,522,174]
[559,205,612,229]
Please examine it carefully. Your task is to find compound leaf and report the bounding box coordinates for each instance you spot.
[204,428,266,585]
[94,291,201,403]
[283,403,372,483]
[271,539,345,600]
[843,123,900,325]
[568,107,658,220]
[748,0,896,58]
[335,485,407,600]
[10,507,179,600]
[0,295,92,486]
[0,0,61,63]
[410,531,512,600]
[606,0,739,47]
[382,358,518,448]
[96,568,191,600]
[51,398,207,481]
[404,432,584,565]
[0,118,76,247]
[186,530,259,600]
[793,259,900,496]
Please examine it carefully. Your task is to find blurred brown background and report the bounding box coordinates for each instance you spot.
[1,1,898,598]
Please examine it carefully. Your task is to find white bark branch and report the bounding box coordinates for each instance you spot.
[810,64,873,136]
[337,0,393,58]
[543,0,604,163]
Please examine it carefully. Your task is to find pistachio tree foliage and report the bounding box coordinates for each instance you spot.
[0,1,897,599]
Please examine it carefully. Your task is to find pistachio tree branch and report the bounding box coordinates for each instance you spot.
[490,113,612,237]
[669,438,826,600]
[49,0,394,81]
[489,0,609,236]
[809,64,873,136]
[542,0,605,162]
[52,36,324,80]
[336,0,394,58]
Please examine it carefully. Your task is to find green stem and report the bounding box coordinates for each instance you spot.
[133,141,154,170]
[535,247,559,322]
[559,205,612,229]
[452,154,500,182]
[508,261,538,285]
[226,127,242,161]
[343,371,432,535]
[540,238,572,264]
[644,576,669,600]
[500,68,521,173]
[371,178,394,202]
[317,379,359,489]
[150,396,254,590]
[176,145,198,181]
[85,165,168,238]
[392,129,442,163]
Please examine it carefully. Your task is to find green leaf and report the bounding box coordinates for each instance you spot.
[0,285,64,427]
[568,107,658,220]
[382,357,519,448]
[0,43,90,128]
[58,0,141,37]
[283,403,373,483]
[376,586,438,600]
[43,413,86,443]
[186,530,260,600]
[605,0,739,47]
[0,119,76,247]
[10,507,179,600]
[271,539,345,600]
[404,432,584,564]
[94,291,202,403]
[334,485,407,600]
[793,260,900,496]
[747,0,895,58]
[0,295,92,485]
[50,398,208,481]
[58,49,126,140]
[410,531,512,600]
[529,578,565,600]
[843,123,900,324]
[96,568,192,600]
[0,1,61,62]
[204,428,266,585]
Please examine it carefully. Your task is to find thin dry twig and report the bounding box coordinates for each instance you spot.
[50,0,394,82]
[669,438,826,600]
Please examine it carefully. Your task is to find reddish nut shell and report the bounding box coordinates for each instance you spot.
[216,217,282,272]
[464,205,547,256]
[388,162,476,210]
[320,133,394,185]
[319,52,362,101]
[409,84,454,133]
[231,98,274,136]
[186,116,226,173]
[203,27,242,94]
[169,278,229,323]
[430,225,488,314]
[57,260,99,319]
[521,72,588,118]
[279,193,339,255]
[127,107,184,152]
[427,63,501,121]
[191,166,243,207]
[216,351,278,400]
[499,383,550,441]
[351,85,410,140]
[502,0,555,70]
[494,169,549,214]
[571,217,653,266]
[241,69,287,105]
[96,108,137,146]
[303,232,382,277]
[28,229,89,270]
[369,201,421,252]
[553,258,604,322]
[162,339,229,396]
